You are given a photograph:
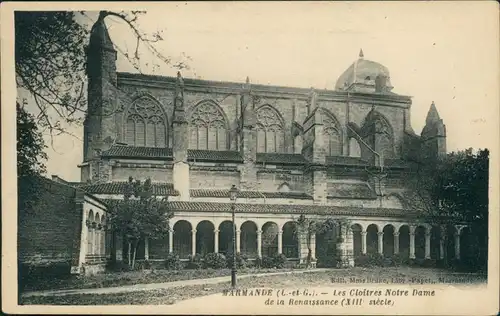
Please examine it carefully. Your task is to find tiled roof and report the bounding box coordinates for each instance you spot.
[101,146,172,159]
[188,150,242,162]
[327,182,377,199]
[326,156,368,166]
[79,182,179,196]
[101,146,242,162]
[190,189,313,200]
[256,153,307,165]
[158,201,417,218]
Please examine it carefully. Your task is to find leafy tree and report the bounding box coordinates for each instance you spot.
[404,148,489,269]
[15,11,189,136]
[17,102,48,212]
[108,176,173,269]
[295,215,337,267]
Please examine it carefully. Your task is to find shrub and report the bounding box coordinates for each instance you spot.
[186,253,203,269]
[317,256,338,268]
[261,255,275,268]
[164,253,183,270]
[272,253,287,269]
[204,253,226,269]
[390,254,409,267]
[354,253,384,267]
[106,260,131,272]
[226,252,248,269]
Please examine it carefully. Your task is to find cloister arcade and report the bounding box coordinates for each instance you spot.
[131,215,473,264]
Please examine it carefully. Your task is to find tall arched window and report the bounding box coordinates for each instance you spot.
[124,97,168,147]
[323,113,342,156]
[256,106,285,153]
[189,101,228,150]
[361,110,394,158]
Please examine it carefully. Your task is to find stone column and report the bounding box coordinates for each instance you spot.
[168,229,173,254]
[337,224,354,268]
[439,225,446,260]
[361,231,367,254]
[409,225,416,259]
[191,229,197,256]
[393,232,400,254]
[424,232,431,259]
[277,230,283,254]
[377,232,384,255]
[257,230,262,258]
[214,230,220,253]
[454,232,461,260]
[144,237,149,260]
[236,230,241,253]
[310,233,316,260]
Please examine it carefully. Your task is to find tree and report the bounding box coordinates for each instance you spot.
[108,176,173,269]
[17,101,48,212]
[295,215,337,267]
[15,11,189,136]
[404,148,489,269]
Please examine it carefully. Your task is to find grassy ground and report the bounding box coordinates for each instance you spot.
[20,267,486,305]
[21,267,289,292]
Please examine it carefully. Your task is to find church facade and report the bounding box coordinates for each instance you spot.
[75,17,466,268]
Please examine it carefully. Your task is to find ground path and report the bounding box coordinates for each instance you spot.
[21,268,330,298]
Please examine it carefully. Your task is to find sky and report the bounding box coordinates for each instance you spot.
[18,2,499,182]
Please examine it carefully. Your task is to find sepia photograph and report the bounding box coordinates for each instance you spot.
[2,1,499,315]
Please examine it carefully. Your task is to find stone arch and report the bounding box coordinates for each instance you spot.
[351,224,363,256]
[218,220,236,255]
[398,225,410,258]
[255,105,286,153]
[319,108,343,156]
[261,221,279,257]
[173,220,192,259]
[240,221,258,258]
[277,182,291,192]
[383,224,395,257]
[196,220,215,255]
[430,225,441,260]
[188,99,230,151]
[415,225,426,259]
[282,221,298,259]
[87,210,94,256]
[123,94,169,148]
[366,224,379,254]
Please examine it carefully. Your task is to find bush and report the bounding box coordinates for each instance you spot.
[226,252,248,269]
[186,253,203,269]
[317,256,338,268]
[204,253,226,269]
[260,255,275,268]
[355,253,384,267]
[164,253,183,270]
[389,254,409,267]
[106,260,131,272]
[272,253,287,269]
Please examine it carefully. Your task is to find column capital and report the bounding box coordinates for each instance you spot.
[409,224,416,233]
[377,231,384,237]
[278,230,283,234]
[236,229,241,233]
[214,229,220,233]
[425,232,432,238]
[454,232,461,238]
[361,231,367,236]
[257,230,262,234]
[393,232,400,237]
[191,229,197,233]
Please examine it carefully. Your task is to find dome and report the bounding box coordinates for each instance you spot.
[335,49,393,93]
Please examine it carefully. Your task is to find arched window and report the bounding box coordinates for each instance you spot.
[349,137,361,157]
[256,106,285,153]
[361,110,394,158]
[323,114,342,156]
[189,101,228,150]
[124,97,168,147]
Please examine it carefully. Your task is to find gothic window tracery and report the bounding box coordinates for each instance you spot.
[361,111,394,158]
[256,106,285,153]
[189,101,228,150]
[125,97,168,147]
[323,114,342,156]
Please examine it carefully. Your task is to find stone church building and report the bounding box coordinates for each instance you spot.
[67,16,470,271]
